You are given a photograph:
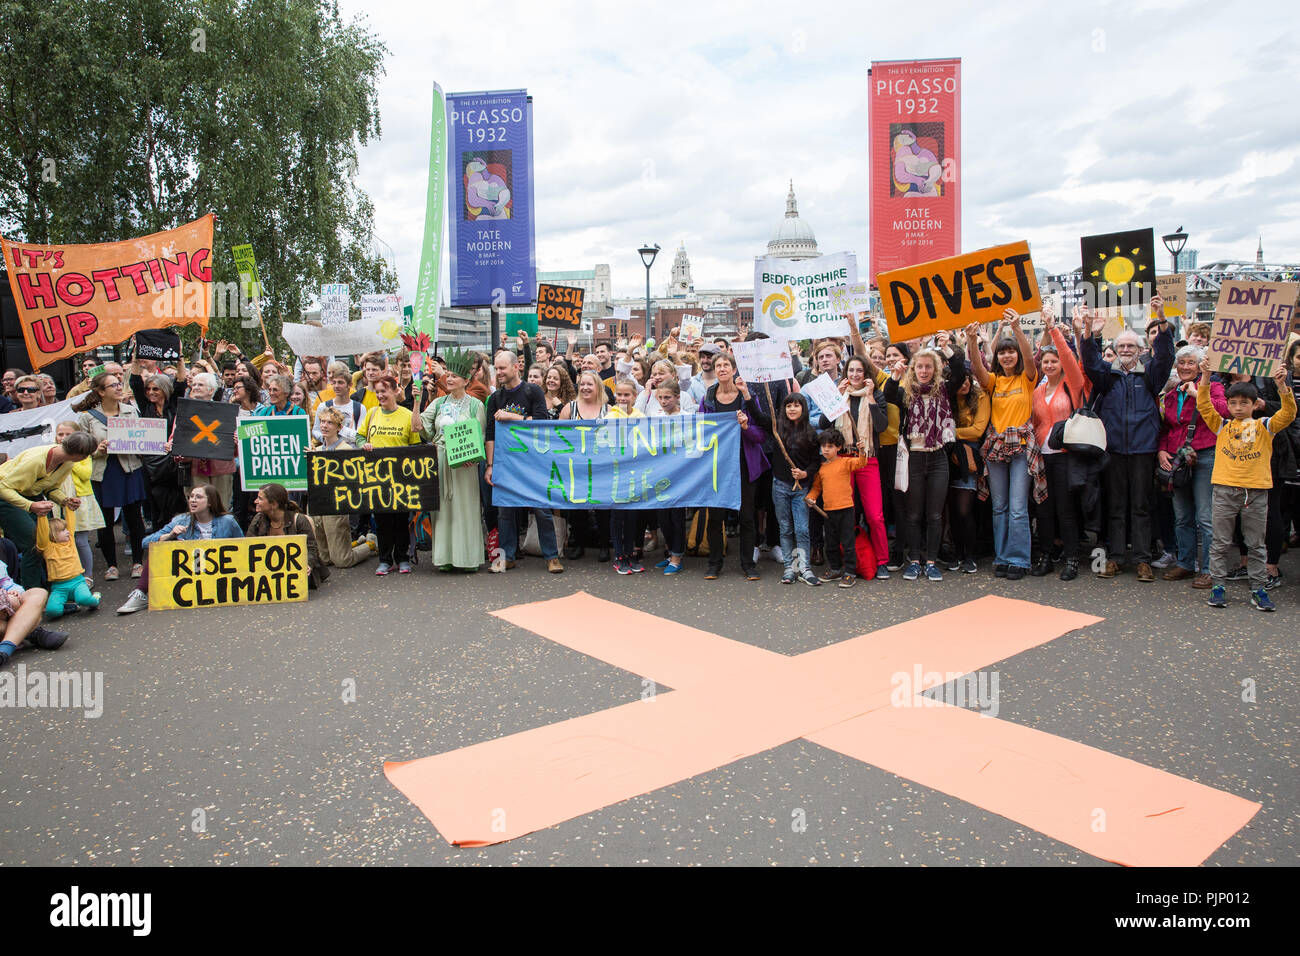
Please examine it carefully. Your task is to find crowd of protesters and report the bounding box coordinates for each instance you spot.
[0,297,1297,665]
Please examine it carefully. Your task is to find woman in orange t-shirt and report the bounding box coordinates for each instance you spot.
[965,309,1038,579]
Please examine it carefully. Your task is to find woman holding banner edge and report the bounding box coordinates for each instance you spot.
[418,349,487,572]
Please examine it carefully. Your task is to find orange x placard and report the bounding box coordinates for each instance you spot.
[386,594,1260,865]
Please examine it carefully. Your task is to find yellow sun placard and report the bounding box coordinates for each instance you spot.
[1079,228,1155,314]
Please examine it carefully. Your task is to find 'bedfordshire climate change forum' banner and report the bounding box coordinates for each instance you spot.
[754,252,858,340]
[446,90,536,307]
[491,414,740,510]
[2,214,214,370]
[869,58,961,284]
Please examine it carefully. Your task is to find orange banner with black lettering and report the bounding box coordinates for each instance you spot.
[878,240,1041,342]
[2,214,214,370]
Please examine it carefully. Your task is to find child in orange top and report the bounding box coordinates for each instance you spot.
[35,512,101,618]
[806,429,868,587]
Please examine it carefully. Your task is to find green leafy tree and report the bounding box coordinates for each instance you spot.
[0,0,394,354]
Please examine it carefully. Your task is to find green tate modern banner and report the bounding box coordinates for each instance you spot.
[237,416,310,492]
[412,81,447,343]
[491,414,740,510]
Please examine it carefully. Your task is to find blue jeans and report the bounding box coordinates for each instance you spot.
[771,478,810,569]
[987,453,1031,569]
[499,507,558,560]
[1171,447,1215,572]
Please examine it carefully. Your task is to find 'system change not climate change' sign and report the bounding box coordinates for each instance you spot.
[754,252,858,341]
[237,416,309,492]
[490,414,740,510]
[148,536,309,610]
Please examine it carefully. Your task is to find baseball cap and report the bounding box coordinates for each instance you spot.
[698,343,721,355]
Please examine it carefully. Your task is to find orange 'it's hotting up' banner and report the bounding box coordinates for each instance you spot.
[868,59,961,287]
[2,214,215,370]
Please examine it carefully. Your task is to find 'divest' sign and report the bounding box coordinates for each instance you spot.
[878,240,1040,341]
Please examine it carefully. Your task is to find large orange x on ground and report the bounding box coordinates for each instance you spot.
[385,593,1259,865]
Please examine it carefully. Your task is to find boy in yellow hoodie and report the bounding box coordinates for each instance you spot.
[1197,356,1295,610]
[35,512,101,618]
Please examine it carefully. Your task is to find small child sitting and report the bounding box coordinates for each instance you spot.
[35,512,101,617]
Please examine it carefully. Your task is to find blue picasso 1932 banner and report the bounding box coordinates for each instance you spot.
[446,89,537,307]
[491,414,740,510]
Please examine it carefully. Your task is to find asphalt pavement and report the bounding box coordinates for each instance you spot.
[2,541,1295,866]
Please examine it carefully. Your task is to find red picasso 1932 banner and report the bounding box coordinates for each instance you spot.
[2,214,214,370]
[868,59,961,286]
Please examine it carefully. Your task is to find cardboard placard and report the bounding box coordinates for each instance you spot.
[611,306,631,321]
[1156,274,1187,319]
[231,243,262,299]
[133,328,182,362]
[237,416,310,492]
[830,282,873,315]
[306,446,439,514]
[1209,281,1299,377]
[106,416,168,455]
[802,372,849,422]
[320,283,351,326]
[731,338,793,383]
[147,535,309,611]
[1079,228,1155,316]
[173,398,238,460]
[537,284,583,329]
[878,241,1041,342]
[506,313,539,338]
[678,316,702,344]
[359,293,402,324]
[443,417,486,468]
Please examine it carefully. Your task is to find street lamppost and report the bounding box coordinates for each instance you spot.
[638,243,660,340]
[1162,227,1188,273]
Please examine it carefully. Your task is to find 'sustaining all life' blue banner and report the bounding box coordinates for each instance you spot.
[446,89,537,307]
[491,414,740,510]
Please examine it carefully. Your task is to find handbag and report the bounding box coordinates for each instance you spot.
[1048,383,1106,456]
[1156,407,1198,491]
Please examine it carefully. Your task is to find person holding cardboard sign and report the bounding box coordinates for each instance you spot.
[75,372,148,582]
[966,309,1041,580]
[418,348,486,572]
[359,374,422,575]
[1081,297,1175,582]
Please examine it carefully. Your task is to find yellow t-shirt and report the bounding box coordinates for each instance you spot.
[989,373,1034,435]
[360,405,420,448]
[36,512,83,581]
[874,370,900,446]
[1199,383,1296,489]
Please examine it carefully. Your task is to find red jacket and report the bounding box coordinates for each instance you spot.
[1160,379,1227,454]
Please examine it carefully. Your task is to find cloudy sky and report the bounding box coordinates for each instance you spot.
[340,0,1299,301]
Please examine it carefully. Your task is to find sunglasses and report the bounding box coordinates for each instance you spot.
[16,386,39,393]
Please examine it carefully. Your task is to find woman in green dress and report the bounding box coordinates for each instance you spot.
[419,348,487,571]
